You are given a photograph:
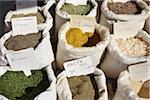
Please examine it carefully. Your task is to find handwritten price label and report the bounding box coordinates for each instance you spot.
[65,0,87,5]
[70,15,96,33]
[64,56,95,77]
[11,16,38,36]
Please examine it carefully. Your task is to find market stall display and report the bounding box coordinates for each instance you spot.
[0,0,150,100]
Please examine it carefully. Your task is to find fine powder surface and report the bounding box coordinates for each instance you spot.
[108,1,142,14]
[12,12,45,24]
[60,1,94,15]
[66,28,101,47]
[116,37,150,57]
[4,32,42,51]
[0,70,50,100]
[68,76,95,100]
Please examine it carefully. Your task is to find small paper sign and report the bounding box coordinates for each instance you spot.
[128,62,150,82]
[11,16,38,36]
[113,21,145,38]
[65,0,87,5]
[16,0,37,14]
[6,48,40,76]
[64,56,95,77]
[70,15,96,33]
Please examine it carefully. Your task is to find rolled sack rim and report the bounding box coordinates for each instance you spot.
[0,65,57,100]
[117,70,149,100]
[101,0,150,21]
[0,26,50,58]
[4,6,53,31]
[108,30,150,65]
[58,21,110,54]
[56,68,108,100]
[56,0,98,20]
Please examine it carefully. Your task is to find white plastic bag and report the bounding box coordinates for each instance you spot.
[99,0,149,33]
[113,70,150,100]
[0,65,57,100]
[101,30,150,79]
[0,26,54,68]
[57,68,108,100]
[56,22,110,69]
[54,0,98,42]
[4,5,54,32]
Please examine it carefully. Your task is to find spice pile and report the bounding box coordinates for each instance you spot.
[108,1,142,14]
[68,76,95,100]
[4,32,42,51]
[66,28,100,47]
[60,1,94,15]
[12,12,45,24]
[0,70,50,100]
[116,37,150,57]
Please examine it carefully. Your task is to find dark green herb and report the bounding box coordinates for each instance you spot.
[0,70,50,100]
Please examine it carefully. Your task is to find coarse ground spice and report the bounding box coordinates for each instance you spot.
[68,75,95,100]
[4,32,42,51]
[116,37,150,57]
[108,1,142,14]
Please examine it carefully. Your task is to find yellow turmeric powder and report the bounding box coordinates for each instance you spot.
[66,28,88,47]
[66,28,100,47]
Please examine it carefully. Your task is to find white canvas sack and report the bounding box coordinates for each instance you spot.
[56,22,110,69]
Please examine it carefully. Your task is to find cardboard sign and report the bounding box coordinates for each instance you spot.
[65,0,87,5]
[113,21,145,38]
[128,62,150,82]
[11,16,38,36]
[16,0,37,14]
[70,15,96,33]
[64,56,95,77]
[6,48,40,76]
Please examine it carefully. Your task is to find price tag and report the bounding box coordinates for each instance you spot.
[113,21,145,38]
[6,48,40,76]
[128,62,150,82]
[16,0,37,14]
[70,15,96,33]
[11,16,38,36]
[64,56,95,77]
[65,0,87,5]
